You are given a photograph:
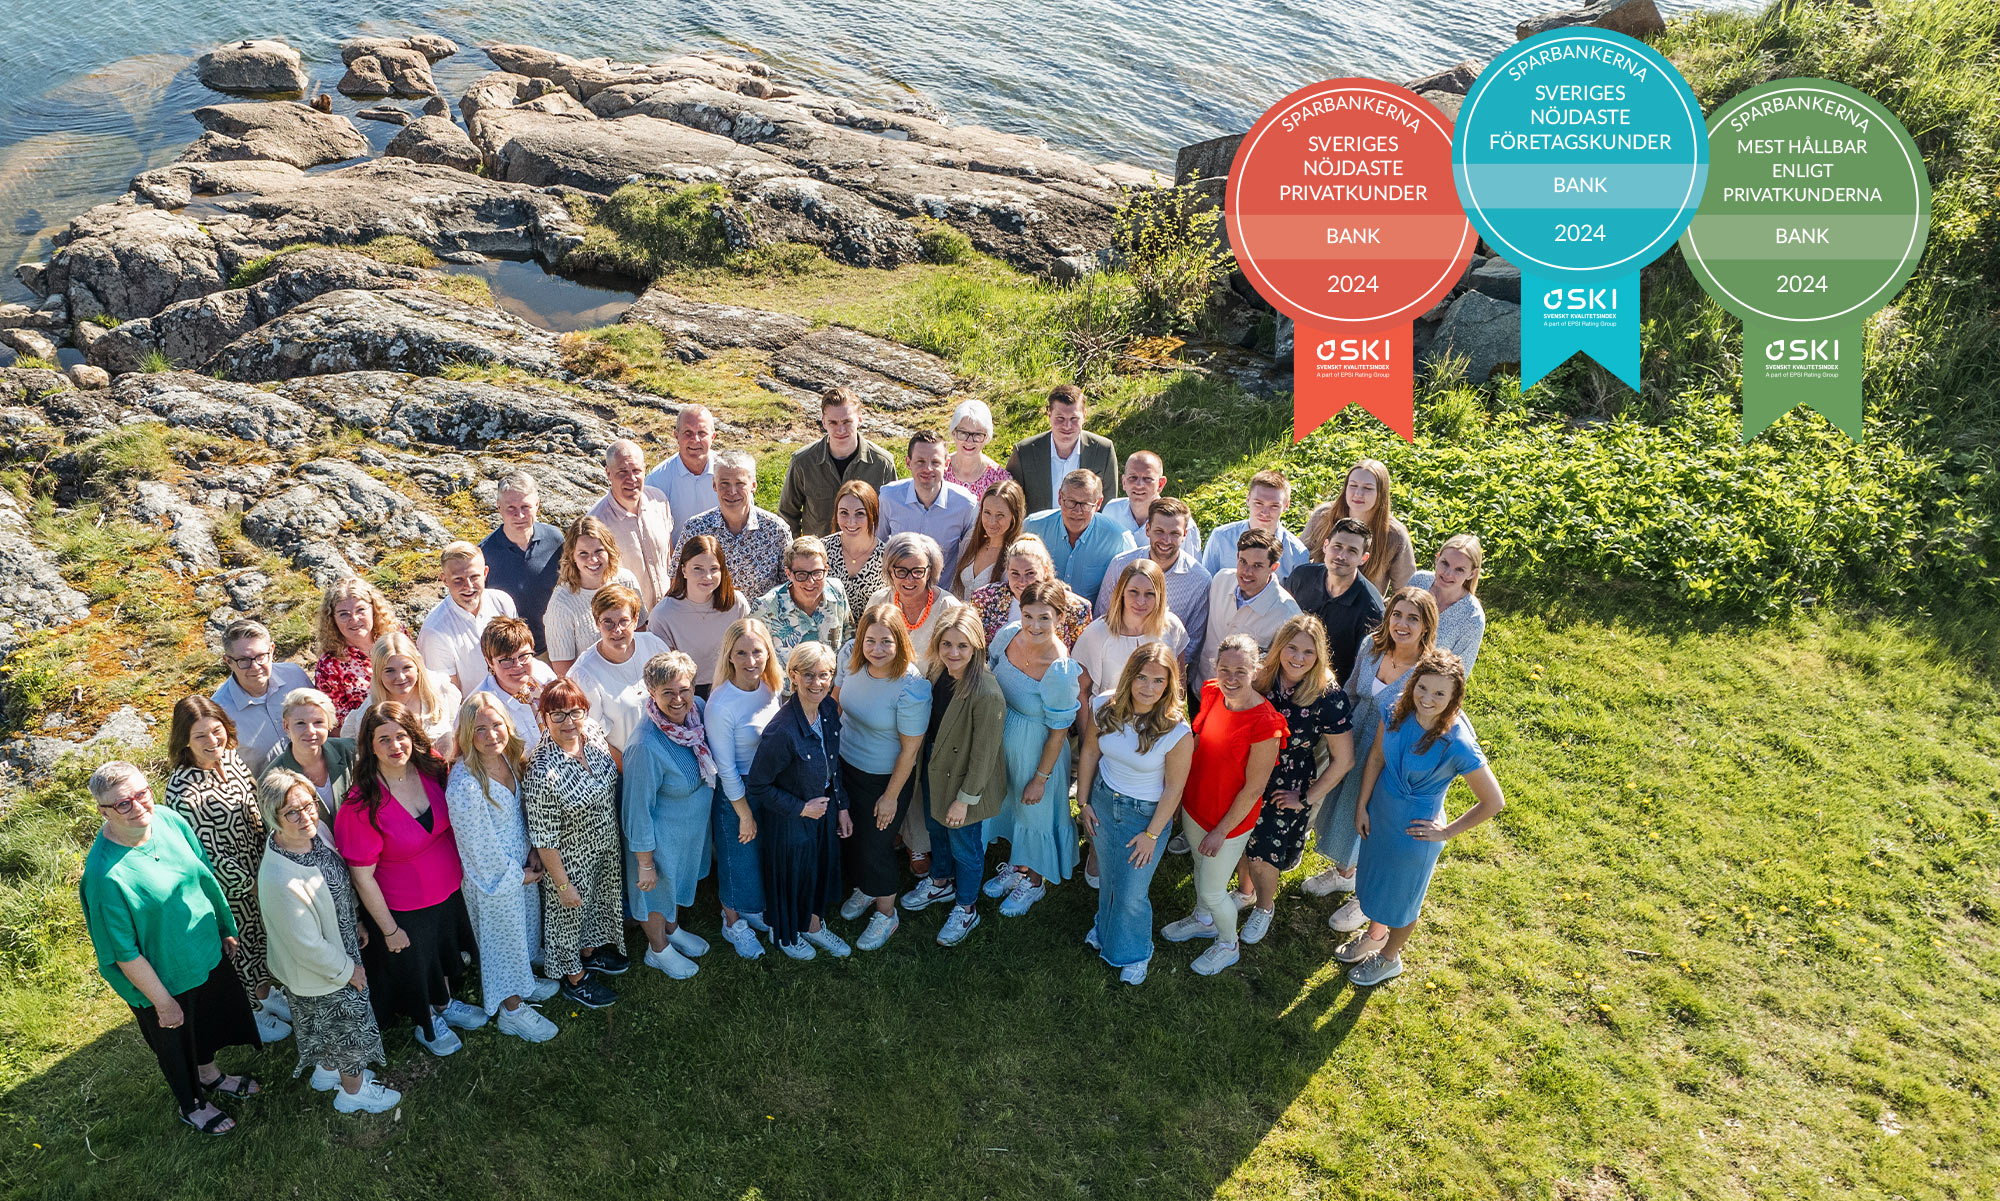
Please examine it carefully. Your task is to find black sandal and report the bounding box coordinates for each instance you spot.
[180,1105,235,1136]
[201,1073,261,1098]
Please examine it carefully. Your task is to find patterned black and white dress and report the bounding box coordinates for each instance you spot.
[266,835,385,1079]
[1246,682,1355,871]
[523,723,623,978]
[166,749,273,996]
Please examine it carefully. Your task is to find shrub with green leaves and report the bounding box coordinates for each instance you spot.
[915,220,974,265]
[1111,176,1233,333]
[566,182,733,279]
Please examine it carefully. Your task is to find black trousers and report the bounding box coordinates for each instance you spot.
[131,957,260,1115]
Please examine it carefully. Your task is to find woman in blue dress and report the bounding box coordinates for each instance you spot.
[747,642,854,960]
[1345,648,1506,987]
[981,580,1084,919]
[623,651,718,981]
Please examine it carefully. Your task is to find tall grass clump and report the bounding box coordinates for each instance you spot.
[565,183,733,279]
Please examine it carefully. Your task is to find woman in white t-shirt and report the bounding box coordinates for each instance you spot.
[566,585,669,769]
[1069,557,1189,699]
[543,515,642,677]
[1074,642,1193,986]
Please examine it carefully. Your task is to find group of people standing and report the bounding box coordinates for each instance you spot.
[79,383,1505,1136]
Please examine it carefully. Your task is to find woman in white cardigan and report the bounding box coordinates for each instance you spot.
[255,769,401,1115]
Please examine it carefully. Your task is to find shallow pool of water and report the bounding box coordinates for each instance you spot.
[450,257,641,333]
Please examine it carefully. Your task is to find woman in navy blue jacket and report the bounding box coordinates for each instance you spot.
[747,641,854,959]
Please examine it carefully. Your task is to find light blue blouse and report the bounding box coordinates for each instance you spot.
[706,680,782,803]
[834,649,934,774]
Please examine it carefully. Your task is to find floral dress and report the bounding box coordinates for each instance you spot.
[522,723,623,978]
[266,835,385,1079]
[969,581,1092,647]
[1246,682,1354,871]
[165,749,272,996]
[314,646,373,725]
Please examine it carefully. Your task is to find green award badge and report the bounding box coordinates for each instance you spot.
[1678,79,1930,440]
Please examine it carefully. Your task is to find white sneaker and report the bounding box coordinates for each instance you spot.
[1302,865,1356,897]
[981,865,1018,899]
[644,944,700,979]
[666,926,710,958]
[998,876,1047,917]
[838,888,872,921]
[332,1079,402,1114]
[1162,913,1217,942]
[856,911,899,951]
[779,936,815,960]
[1241,906,1274,945]
[1118,960,1150,986]
[440,998,488,1031]
[1334,929,1387,965]
[722,918,766,959]
[1085,866,1100,889]
[1348,953,1403,986]
[253,1008,291,1042]
[414,1021,462,1057]
[741,911,771,934]
[803,926,851,957]
[258,990,293,1023]
[1328,896,1367,933]
[310,1066,373,1092]
[1167,832,1189,854]
[1191,941,1241,976]
[496,1003,559,1043]
[936,906,981,946]
[529,976,561,1003]
[1230,890,1257,911]
[900,878,957,911]
[1084,924,1102,951]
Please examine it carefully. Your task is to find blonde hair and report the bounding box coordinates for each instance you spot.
[440,540,483,570]
[847,603,915,678]
[1094,641,1185,753]
[454,693,526,808]
[713,617,784,694]
[1253,613,1332,704]
[1436,533,1485,595]
[557,514,624,590]
[1002,533,1079,614]
[316,576,395,657]
[1104,558,1169,639]
[925,606,989,687]
[360,631,448,729]
[281,687,339,726]
[787,640,838,679]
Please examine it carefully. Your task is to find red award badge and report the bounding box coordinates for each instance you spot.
[1226,79,1476,441]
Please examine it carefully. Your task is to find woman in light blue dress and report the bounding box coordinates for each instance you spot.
[1344,648,1505,987]
[623,651,717,981]
[982,581,1084,918]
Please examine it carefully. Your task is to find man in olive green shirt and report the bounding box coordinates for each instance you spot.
[778,386,899,536]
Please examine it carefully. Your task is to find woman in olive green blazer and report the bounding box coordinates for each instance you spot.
[899,607,1008,945]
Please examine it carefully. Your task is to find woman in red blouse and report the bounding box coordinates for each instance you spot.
[314,578,399,725]
[333,702,485,1058]
[1164,634,1286,977]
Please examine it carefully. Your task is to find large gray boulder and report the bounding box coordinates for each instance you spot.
[243,458,450,584]
[209,288,561,382]
[0,329,59,362]
[196,39,309,95]
[1518,0,1665,39]
[0,487,90,652]
[112,370,327,449]
[341,35,458,64]
[1425,290,1521,382]
[339,47,437,98]
[131,480,222,572]
[273,371,625,458]
[622,288,811,359]
[47,203,224,322]
[183,102,371,168]
[484,44,774,102]
[385,116,481,172]
[767,326,958,412]
[336,56,394,98]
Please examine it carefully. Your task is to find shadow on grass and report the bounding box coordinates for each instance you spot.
[1,854,1376,1201]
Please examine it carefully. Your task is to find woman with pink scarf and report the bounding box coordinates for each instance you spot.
[621,651,719,981]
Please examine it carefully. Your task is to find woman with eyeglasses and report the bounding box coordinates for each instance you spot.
[522,679,627,1009]
[752,535,853,661]
[545,514,642,677]
[256,769,401,1114]
[81,760,264,1135]
[747,641,853,960]
[647,534,748,701]
[944,398,1012,500]
[165,696,290,1042]
[623,651,721,980]
[567,584,670,767]
[868,531,964,672]
[824,480,887,615]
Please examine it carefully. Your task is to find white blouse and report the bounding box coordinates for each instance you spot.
[706,679,783,802]
[542,567,642,662]
[1070,614,1188,693]
[568,632,671,755]
[1090,694,1191,803]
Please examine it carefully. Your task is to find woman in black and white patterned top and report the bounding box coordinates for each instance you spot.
[522,678,626,1010]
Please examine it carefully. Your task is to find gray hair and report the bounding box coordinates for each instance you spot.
[881,531,942,588]
[642,650,699,692]
[282,687,338,724]
[713,449,757,481]
[498,470,539,500]
[786,640,837,677]
[948,398,994,438]
[675,404,713,430]
[221,617,271,652]
[257,768,318,830]
[605,438,646,469]
[87,761,148,804]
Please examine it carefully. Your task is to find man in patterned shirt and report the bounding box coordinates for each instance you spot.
[677,450,790,600]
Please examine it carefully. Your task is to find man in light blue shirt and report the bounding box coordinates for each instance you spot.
[875,429,978,574]
[1100,451,1202,561]
[1204,467,1309,578]
[1095,496,1211,665]
[644,404,717,541]
[212,617,313,774]
[1023,468,1135,605]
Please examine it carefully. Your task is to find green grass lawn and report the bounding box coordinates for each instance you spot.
[3,597,1995,1199]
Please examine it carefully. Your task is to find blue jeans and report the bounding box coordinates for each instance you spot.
[923,808,987,909]
[711,786,766,916]
[1090,777,1165,968]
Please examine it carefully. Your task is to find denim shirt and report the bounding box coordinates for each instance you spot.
[747,694,848,819]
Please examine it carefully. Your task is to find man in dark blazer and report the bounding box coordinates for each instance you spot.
[1004,384,1120,514]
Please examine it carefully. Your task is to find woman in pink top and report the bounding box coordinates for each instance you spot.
[334,702,487,1058]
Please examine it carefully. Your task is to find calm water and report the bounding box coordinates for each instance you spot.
[0,0,1752,303]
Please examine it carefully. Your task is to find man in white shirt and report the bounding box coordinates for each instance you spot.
[1096,497,1212,663]
[590,439,675,612]
[1101,451,1202,559]
[212,618,312,773]
[875,429,978,573]
[417,542,518,694]
[469,615,558,756]
[645,404,718,540]
[1203,468,1310,578]
[1195,528,1301,685]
